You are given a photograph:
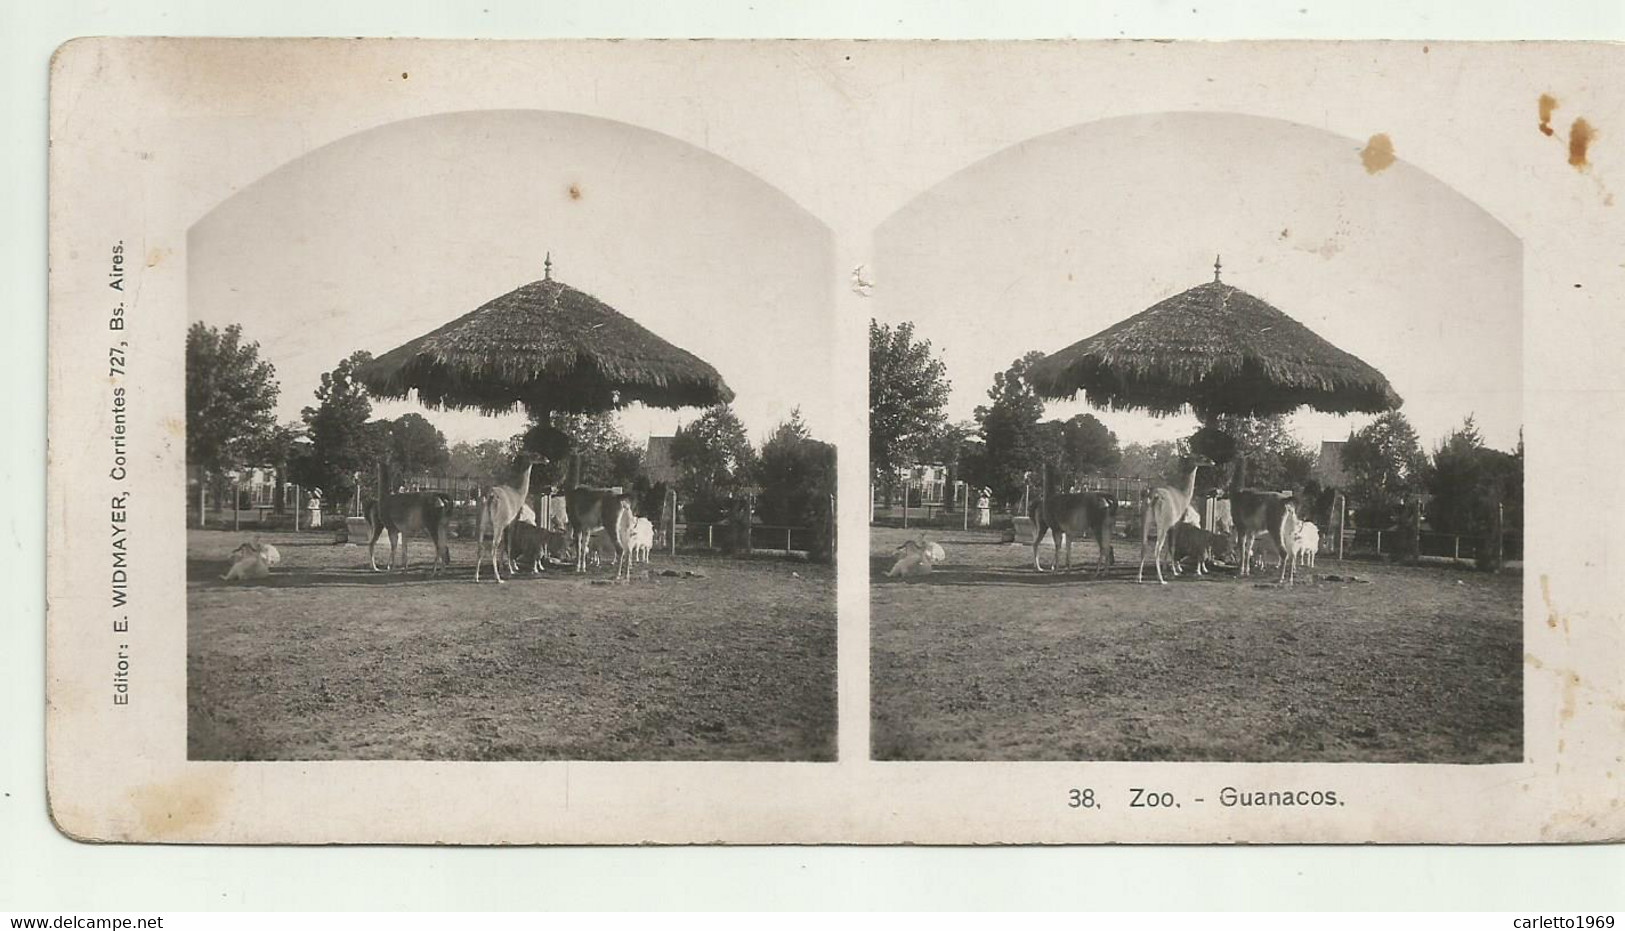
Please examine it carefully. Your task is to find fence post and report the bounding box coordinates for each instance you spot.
[707,524,713,549]
[786,526,793,553]
[902,483,909,529]
[1453,535,1460,560]
[670,490,678,557]
[1335,495,1344,561]
[1376,530,1382,555]
[829,492,836,557]
[199,481,207,528]
[233,478,241,532]
[1497,502,1506,566]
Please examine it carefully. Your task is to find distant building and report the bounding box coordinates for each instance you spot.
[898,463,949,504]
[645,435,677,484]
[189,466,284,509]
[1312,440,1349,487]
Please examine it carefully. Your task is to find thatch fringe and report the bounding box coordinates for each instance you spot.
[358,278,734,415]
[1027,280,1402,418]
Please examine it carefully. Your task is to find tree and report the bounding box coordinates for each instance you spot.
[298,351,379,508]
[1032,420,1066,486]
[974,351,1049,505]
[869,320,951,486]
[607,445,647,491]
[510,411,644,489]
[1059,413,1122,478]
[1032,413,1124,488]
[381,413,450,478]
[185,322,280,478]
[1192,414,1315,492]
[448,438,521,486]
[925,420,977,507]
[1342,410,1428,529]
[1425,416,1523,568]
[245,421,306,514]
[671,403,757,522]
[1117,440,1184,484]
[757,409,837,561]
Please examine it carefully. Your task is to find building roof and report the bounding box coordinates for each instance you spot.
[645,435,677,484]
[1312,439,1349,487]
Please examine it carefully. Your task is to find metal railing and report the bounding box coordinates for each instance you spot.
[1336,529,1523,562]
[677,521,820,554]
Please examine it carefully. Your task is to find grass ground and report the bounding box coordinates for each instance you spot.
[871,526,1522,763]
[188,528,835,761]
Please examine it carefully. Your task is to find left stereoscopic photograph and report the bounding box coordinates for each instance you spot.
[184,110,837,762]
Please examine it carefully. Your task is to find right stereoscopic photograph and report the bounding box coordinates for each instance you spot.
[869,111,1523,763]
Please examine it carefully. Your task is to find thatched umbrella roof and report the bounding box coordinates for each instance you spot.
[1027,260,1402,418]
[358,258,734,420]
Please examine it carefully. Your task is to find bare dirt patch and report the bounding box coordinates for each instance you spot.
[189,529,835,761]
[871,526,1521,762]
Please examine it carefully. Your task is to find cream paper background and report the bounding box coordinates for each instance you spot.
[43,37,1625,848]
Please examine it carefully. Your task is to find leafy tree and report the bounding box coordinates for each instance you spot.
[1278,444,1318,489]
[1117,440,1184,484]
[1059,413,1122,478]
[607,445,647,491]
[757,409,838,561]
[869,320,951,486]
[185,322,280,477]
[245,421,306,514]
[968,350,1072,506]
[447,438,520,485]
[297,351,379,507]
[1192,414,1314,493]
[1425,416,1523,569]
[1342,410,1428,529]
[974,351,1049,505]
[1032,420,1066,486]
[1031,413,1123,489]
[381,413,450,478]
[925,420,977,507]
[671,403,757,522]
[526,412,645,488]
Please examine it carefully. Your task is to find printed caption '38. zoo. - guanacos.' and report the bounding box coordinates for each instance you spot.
[1068,786,1344,811]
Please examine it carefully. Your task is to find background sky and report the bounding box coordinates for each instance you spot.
[189,109,835,451]
[875,111,1523,456]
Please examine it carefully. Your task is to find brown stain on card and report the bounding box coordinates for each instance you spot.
[127,769,233,839]
[1559,671,1582,722]
[1569,118,1595,170]
[1540,574,1560,629]
[568,183,582,200]
[1539,94,1559,136]
[1360,134,1395,174]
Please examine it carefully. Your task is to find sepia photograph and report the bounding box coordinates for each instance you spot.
[870,111,1523,763]
[183,109,838,761]
[43,37,1624,845]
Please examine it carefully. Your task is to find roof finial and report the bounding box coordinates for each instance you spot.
[1214,254,1222,282]
[544,251,553,281]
